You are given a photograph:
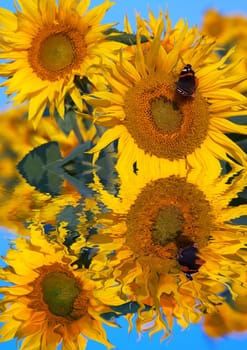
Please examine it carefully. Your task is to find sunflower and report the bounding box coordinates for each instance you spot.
[85,10,247,174]
[0,222,119,350]
[203,270,247,337]
[201,9,247,93]
[0,105,86,159]
[201,9,247,46]
[85,168,247,337]
[0,0,122,127]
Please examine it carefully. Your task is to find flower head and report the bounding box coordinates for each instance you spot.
[85,10,247,174]
[202,9,247,92]
[0,0,122,127]
[0,223,115,350]
[87,168,247,337]
[203,270,247,337]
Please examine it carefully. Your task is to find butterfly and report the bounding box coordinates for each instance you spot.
[175,64,198,97]
[177,243,205,280]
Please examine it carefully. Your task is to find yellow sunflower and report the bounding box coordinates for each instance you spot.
[85,168,247,337]
[202,9,247,46]
[203,270,247,337]
[0,0,122,127]
[85,10,247,174]
[0,222,118,350]
[0,105,86,159]
[201,9,247,92]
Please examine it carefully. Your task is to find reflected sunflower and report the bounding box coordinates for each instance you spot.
[203,269,247,337]
[0,0,121,127]
[0,223,117,350]
[86,169,247,336]
[85,10,247,174]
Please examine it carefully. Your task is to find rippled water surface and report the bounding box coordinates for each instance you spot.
[1,145,247,349]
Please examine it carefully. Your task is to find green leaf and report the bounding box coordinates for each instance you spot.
[17,142,64,196]
[74,75,92,94]
[229,196,247,206]
[61,142,95,176]
[227,133,247,143]
[57,206,81,231]
[17,142,99,198]
[105,28,148,45]
[61,143,97,197]
[54,109,77,136]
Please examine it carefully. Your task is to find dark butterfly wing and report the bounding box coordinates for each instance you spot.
[176,75,196,96]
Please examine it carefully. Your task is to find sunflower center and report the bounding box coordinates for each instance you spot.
[39,34,75,72]
[126,176,214,264]
[42,272,80,317]
[152,206,185,245]
[124,72,210,160]
[151,98,182,133]
[29,25,86,81]
[28,263,89,321]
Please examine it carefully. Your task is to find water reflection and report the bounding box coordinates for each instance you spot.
[1,127,247,348]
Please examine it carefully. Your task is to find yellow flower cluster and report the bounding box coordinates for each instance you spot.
[202,9,247,93]
[0,1,247,349]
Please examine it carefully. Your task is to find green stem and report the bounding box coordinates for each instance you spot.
[73,119,84,144]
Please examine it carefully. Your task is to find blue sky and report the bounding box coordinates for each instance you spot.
[1,0,247,349]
